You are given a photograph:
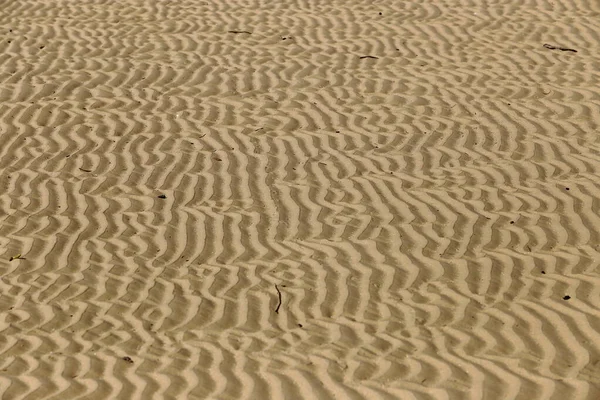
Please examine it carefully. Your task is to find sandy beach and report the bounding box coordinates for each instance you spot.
[0,0,599,398]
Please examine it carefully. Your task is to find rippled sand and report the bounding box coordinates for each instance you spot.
[0,0,599,399]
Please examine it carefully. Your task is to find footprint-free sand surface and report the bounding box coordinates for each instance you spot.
[0,0,600,399]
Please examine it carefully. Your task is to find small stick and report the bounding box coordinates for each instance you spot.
[359,55,379,59]
[275,284,282,314]
[79,168,92,172]
[229,30,252,34]
[543,43,577,53]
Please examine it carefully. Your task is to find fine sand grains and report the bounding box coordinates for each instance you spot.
[0,0,599,399]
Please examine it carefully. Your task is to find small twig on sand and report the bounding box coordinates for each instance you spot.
[275,284,282,314]
[359,55,379,59]
[543,43,577,53]
[229,30,252,35]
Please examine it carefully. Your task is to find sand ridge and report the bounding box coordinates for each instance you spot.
[0,0,599,398]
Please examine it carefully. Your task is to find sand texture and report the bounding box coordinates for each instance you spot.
[0,0,599,398]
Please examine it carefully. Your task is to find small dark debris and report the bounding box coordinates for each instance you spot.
[157,194,167,199]
[39,46,44,49]
[122,356,134,364]
[565,187,570,190]
[563,295,571,300]
[275,284,282,314]
[510,221,515,224]
[543,43,577,53]
[359,55,379,59]
[298,324,303,328]
[228,30,252,34]
[541,271,546,274]
[79,168,92,173]
[214,158,222,161]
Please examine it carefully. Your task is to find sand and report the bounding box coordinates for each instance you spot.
[0,0,599,399]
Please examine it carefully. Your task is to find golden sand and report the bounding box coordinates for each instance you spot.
[0,0,599,398]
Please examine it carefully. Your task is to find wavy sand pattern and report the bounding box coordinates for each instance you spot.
[0,0,599,398]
